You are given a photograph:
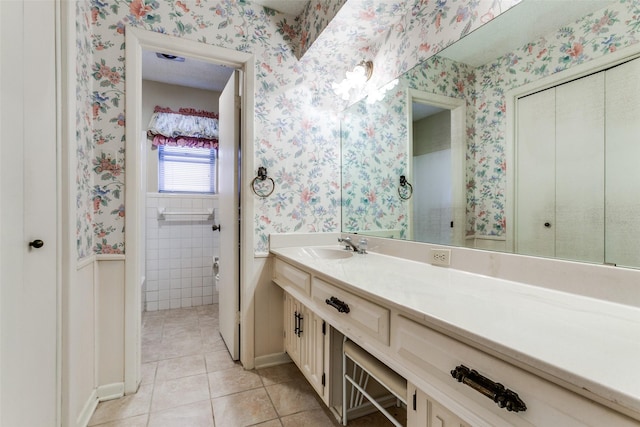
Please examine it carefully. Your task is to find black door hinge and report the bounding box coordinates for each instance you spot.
[413,391,417,410]
[322,320,326,335]
[322,373,326,386]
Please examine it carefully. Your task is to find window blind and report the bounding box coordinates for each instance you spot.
[158,145,216,194]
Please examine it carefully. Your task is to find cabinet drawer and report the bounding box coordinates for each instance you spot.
[273,258,311,295]
[394,315,637,426]
[312,278,389,346]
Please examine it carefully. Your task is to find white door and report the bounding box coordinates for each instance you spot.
[555,73,604,263]
[217,70,241,360]
[1,1,59,425]
[605,57,640,267]
[516,88,556,257]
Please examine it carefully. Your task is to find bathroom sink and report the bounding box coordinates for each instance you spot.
[300,247,354,260]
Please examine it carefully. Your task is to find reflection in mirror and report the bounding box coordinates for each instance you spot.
[341,0,640,268]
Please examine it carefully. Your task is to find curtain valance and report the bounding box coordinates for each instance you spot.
[147,106,219,149]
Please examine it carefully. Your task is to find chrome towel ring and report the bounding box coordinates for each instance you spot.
[398,175,413,200]
[251,166,275,198]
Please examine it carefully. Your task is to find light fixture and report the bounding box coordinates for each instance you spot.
[332,60,374,101]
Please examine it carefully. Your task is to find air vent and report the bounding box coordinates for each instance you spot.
[156,53,185,62]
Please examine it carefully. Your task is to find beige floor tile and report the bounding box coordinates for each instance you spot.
[151,374,210,412]
[266,379,321,417]
[280,408,337,427]
[347,406,406,426]
[142,344,165,363]
[88,414,148,427]
[208,366,263,398]
[156,354,206,381]
[203,337,228,353]
[161,336,204,359]
[211,388,278,427]
[258,363,304,386]
[148,400,214,427]
[88,384,153,426]
[251,419,283,427]
[140,362,158,385]
[204,349,237,372]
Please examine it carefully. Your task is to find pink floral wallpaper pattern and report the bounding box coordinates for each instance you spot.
[77,0,636,258]
[470,0,640,238]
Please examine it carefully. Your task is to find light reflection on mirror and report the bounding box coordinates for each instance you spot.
[341,0,640,269]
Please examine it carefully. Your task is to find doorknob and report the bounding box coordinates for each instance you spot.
[29,239,44,248]
[212,224,221,232]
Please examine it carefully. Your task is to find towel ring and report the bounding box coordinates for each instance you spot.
[398,175,413,200]
[251,166,275,198]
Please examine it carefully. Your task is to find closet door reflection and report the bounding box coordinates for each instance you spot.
[516,57,640,266]
[605,58,640,268]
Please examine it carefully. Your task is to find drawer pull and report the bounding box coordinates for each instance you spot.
[451,365,526,413]
[326,296,350,313]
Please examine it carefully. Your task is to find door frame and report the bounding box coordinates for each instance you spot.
[124,27,255,393]
[505,42,640,253]
[407,89,466,246]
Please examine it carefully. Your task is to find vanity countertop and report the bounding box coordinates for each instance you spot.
[270,245,640,417]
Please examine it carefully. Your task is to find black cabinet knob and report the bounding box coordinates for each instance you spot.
[29,239,44,248]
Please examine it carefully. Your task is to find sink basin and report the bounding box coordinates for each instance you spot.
[300,247,354,260]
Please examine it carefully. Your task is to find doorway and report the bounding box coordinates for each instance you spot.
[124,27,255,393]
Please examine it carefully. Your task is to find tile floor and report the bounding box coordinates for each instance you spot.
[88,305,403,427]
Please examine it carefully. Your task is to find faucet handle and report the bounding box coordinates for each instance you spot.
[358,238,368,254]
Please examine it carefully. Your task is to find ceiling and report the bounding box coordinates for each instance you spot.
[141,1,308,92]
[141,49,234,92]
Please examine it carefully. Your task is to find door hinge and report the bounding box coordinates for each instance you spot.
[322,373,326,386]
[322,320,326,335]
[236,311,241,325]
[413,391,417,411]
[235,95,242,109]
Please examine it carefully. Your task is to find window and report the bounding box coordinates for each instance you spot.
[158,145,216,193]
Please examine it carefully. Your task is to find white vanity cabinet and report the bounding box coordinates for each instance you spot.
[277,260,329,403]
[271,250,640,426]
[408,382,470,427]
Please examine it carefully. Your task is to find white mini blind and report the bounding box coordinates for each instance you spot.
[158,145,216,194]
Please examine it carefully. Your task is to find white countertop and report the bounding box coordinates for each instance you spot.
[270,245,640,416]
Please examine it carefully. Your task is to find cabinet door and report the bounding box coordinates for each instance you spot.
[555,73,605,263]
[284,292,301,365]
[408,383,470,427]
[300,307,325,397]
[516,88,556,257]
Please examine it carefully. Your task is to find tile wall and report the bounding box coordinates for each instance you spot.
[145,194,219,311]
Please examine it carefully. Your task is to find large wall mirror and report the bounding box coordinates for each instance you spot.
[341,0,640,268]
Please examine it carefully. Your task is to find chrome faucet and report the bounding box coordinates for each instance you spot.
[338,236,367,254]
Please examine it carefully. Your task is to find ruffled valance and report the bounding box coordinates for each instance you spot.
[147,106,219,149]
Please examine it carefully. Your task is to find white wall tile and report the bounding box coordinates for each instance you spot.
[145,194,219,312]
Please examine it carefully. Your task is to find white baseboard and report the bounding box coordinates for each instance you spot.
[97,382,125,401]
[253,352,292,369]
[76,388,98,427]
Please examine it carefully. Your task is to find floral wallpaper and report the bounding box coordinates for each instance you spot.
[342,55,472,237]
[77,0,95,259]
[341,85,409,236]
[74,0,535,257]
[291,0,346,59]
[469,0,640,238]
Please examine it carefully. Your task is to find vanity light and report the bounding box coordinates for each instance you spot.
[332,60,374,101]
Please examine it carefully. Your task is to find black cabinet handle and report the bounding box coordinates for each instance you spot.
[29,239,44,249]
[325,296,350,313]
[294,311,303,337]
[451,365,526,413]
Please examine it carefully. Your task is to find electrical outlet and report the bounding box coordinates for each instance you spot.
[430,248,451,267]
